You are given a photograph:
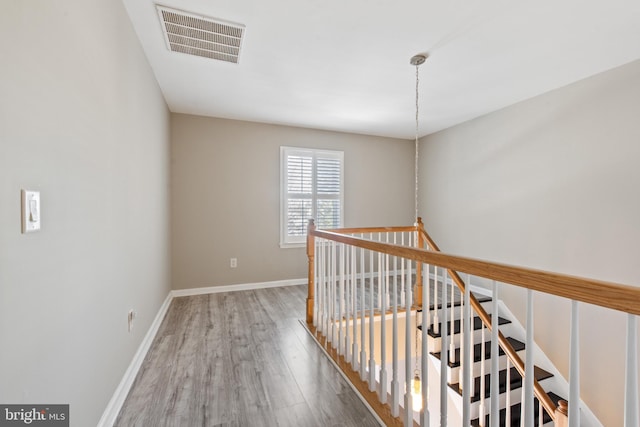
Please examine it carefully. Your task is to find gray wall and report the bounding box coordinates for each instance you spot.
[420,59,640,426]
[0,2,171,426]
[171,114,414,289]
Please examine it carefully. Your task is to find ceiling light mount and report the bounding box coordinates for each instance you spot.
[410,53,428,66]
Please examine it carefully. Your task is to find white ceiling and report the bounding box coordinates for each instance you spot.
[122,0,640,139]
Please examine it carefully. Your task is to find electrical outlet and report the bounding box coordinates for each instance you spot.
[127,309,136,332]
[230,258,237,268]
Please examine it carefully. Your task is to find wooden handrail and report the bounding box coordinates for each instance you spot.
[310,228,640,316]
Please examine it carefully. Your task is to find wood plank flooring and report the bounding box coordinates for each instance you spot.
[115,285,381,427]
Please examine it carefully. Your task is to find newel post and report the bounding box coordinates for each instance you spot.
[555,400,568,427]
[306,219,316,324]
[415,217,425,307]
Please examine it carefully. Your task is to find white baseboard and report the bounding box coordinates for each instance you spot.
[97,292,172,427]
[170,277,307,298]
[98,278,307,426]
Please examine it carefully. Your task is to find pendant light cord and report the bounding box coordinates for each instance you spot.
[414,63,420,373]
[414,64,420,223]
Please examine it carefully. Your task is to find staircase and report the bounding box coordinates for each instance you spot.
[305,219,640,427]
[419,293,566,426]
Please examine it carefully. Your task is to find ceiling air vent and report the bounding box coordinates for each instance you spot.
[156,5,245,64]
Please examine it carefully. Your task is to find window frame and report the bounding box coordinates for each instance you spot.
[280,146,344,248]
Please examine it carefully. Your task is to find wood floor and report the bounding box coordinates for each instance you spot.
[115,285,381,427]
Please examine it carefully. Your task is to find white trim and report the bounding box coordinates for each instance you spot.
[279,242,306,249]
[171,278,307,298]
[97,293,173,427]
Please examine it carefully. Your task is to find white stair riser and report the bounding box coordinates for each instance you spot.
[425,322,517,353]
[450,376,554,419]
[420,299,496,324]
[442,349,526,384]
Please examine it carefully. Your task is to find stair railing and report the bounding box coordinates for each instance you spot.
[417,218,558,421]
[305,218,640,427]
[307,220,425,427]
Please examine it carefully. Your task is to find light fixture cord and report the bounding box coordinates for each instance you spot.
[414,62,421,376]
[414,64,420,223]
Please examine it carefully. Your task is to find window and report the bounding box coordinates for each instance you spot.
[280,146,344,247]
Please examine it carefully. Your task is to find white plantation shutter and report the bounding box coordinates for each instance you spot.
[316,156,341,228]
[286,155,313,237]
[280,147,344,247]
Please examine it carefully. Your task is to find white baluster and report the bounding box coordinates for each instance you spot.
[369,239,376,390]
[400,233,406,307]
[539,400,543,427]
[339,244,344,355]
[404,257,413,427]
[393,232,398,309]
[479,323,486,427]
[385,233,391,308]
[327,242,332,342]
[459,282,464,388]
[324,241,329,336]
[506,358,511,426]
[440,269,449,427]
[331,241,337,348]
[379,249,388,403]
[523,289,534,427]
[351,245,358,369]
[490,281,499,427]
[420,261,430,427]
[450,271,456,359]
[433,266,440,335]
[377,233,383,310]
[360,243,367,381]
[426,264,431,333]
[324,242,329,341]
[569,300,580,427]
[345,244,351,361]
[470,304,476,398]
[314,238,319,327]
[317,240,324,333]
[322,240,329,336]
[378,252,383,313]
[391,253,400,417]
[521,378,525,427]
[462,274,472,426]
[625,314,639,427]
[408,233,413,308]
